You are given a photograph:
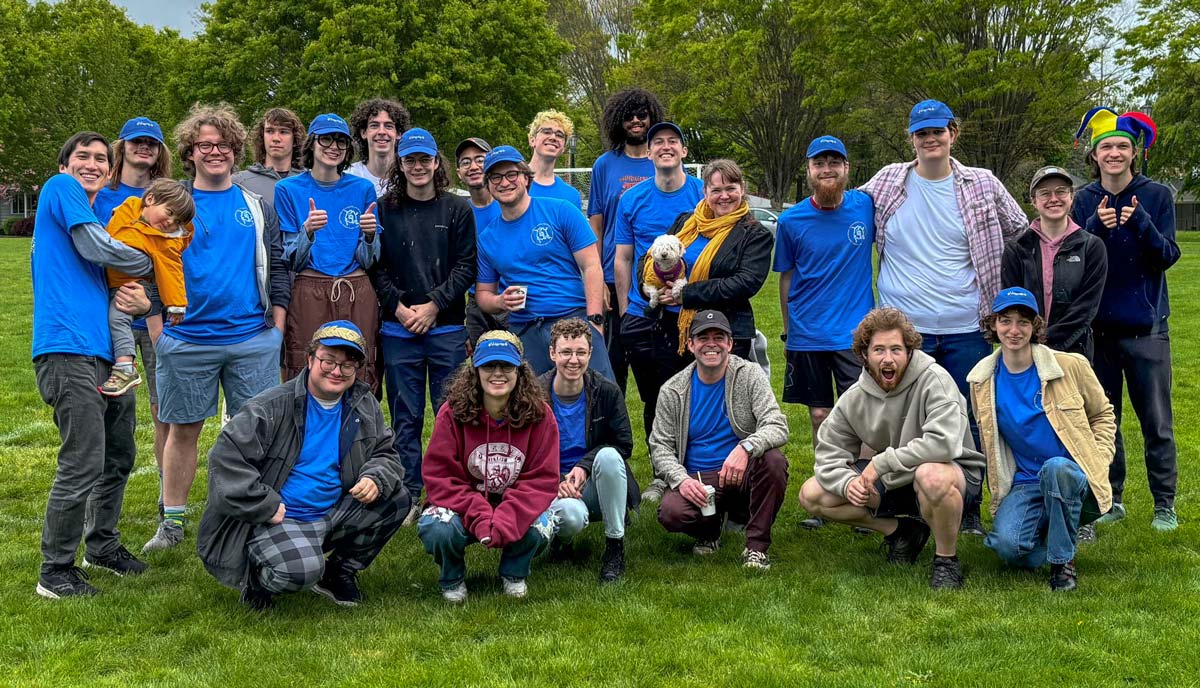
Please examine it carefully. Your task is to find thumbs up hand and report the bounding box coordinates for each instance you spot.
[1095,195,1117,230]
[1119,195,1139,228]
[359,202,378,238]
[304,198,328,238]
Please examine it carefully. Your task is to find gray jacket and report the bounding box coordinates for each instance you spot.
[232,162,304,206]
[649,355,789,488]
[196,372,405,589]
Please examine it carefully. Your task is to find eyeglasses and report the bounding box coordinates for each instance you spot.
[458,155,486,168]
[480,362,517,373]
[316,135,351,150]
[401,155,435,168]
[537,128,567,141]
[554,349,591,360]
[314,356,361,375]
[1034,186,1072,201]
[129,138,159,149]
[193,141,233,154]
[487,170,525,185]
[624,110,650,122]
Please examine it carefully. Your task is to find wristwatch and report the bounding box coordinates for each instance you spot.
[587,313,605,326]
[739,439,754,455]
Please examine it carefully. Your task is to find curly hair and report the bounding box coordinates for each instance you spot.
[250,107,305,167]
[981,310,1047,344]
[550,318,592,349]
[301,133,355,174]
[349,98,412,162]
[108,137,173,190]
[442,359,547,429]
[381,153,451,208]
[601,88,665,150]
[851,308,924,362]
[175,103,247,177]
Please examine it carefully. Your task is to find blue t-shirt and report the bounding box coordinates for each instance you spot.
[31,174,111,360]
[530,177,583,211]
[476,197,597,323]
[164,186,267,346]
[684,369,739,473]
[588,150,655,283]
[551,389,588,474]
[92,182,151,331]
[466,200,502,297]
[280,394,344,522]
[275,172,377,276]
[773,191,876,351]
[995,362,1073,484]
[613,175,704,316]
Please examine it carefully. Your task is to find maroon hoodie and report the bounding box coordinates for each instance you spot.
[422,402,559,548]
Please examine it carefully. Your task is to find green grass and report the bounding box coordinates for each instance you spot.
[1,236,1198,687]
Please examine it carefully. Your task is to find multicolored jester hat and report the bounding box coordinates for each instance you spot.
[1074,107,1158,168]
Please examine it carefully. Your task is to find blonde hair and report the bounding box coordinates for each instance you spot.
[175,103,248,177]
[528,109,574,140]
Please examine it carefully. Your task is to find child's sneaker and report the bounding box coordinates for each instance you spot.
[99,367,142,396]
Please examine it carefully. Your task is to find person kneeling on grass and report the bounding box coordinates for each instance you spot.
[540,318,640,583]
[967,288,1115,591]
[197,321,409,610]
[417,331,559,603]
[799,307,985,589]
[652,310,789,570]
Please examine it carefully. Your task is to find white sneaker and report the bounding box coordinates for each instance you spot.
[501,576,527,599]
[441,582,467,604]
[742,548,771,570]
[640,479,667,503]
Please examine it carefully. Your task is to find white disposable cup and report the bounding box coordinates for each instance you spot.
[511,286,528,311]
[700,484,717,516]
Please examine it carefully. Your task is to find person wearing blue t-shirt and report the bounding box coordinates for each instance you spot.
[967,288,1115,592]
[774,137,873,523]
[589,89,664,393]
[527,110,584,211]
[32,132,155,598]
[275,113,381,393]
[148,104,291,554]
[454,137,509,350]
[474,146,614,380]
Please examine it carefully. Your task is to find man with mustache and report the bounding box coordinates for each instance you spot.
[774,137,874,531]
[798,308,985,589]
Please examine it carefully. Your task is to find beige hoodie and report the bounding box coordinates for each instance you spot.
[814,349,984,498]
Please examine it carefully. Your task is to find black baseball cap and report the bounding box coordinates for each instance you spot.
[455,137,492,160]
[689,310,732,337]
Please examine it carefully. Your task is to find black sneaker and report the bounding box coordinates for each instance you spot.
[599,537,625,584]
[83,544,148,576]
[959,508,987,536]
[930,555,964,590]
[1077,523,1097,544]
[36,566,99,599]
[239,569,274,611]
[1050,560,1078,592]
[799,516,825,530]
[883,518,930,564]
[313,563,362,607]
[549,537,575,561]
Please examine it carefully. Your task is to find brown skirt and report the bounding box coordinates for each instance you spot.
[283,272,382,396]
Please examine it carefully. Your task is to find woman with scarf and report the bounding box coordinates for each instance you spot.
[648,159,774,360]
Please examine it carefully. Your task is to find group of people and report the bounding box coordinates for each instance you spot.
[29,87,1178,606]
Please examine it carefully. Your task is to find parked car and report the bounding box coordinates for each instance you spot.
[750,207,778,234]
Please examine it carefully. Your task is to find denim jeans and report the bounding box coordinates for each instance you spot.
[512,309,615,380]
[920,329,991,510]
[155,327,283,424]
[551,447,628,540]
[381,329,468,499]
[34,354,137,574]
[416,508,555,589]
[985,457,1090,568]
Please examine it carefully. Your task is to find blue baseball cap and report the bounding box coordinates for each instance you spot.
[397,127,438,157]
[119,117,164,144]
[992,287,1039,316]
[908,99,955,134]
[312,320,366,357]
[646,121,686,145]
[309,113,351,137]
[483,145,526,173]
[473,334,523,367]
[806,135,847,159]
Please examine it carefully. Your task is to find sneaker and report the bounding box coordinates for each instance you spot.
[98,367,141,396]
[549,537,575,561]
[1096,502,1126,525]
[501,576,527,599]
[852,527,875,536]
[1077,523,1097,544]
[742,548,771,571]
[239,571,274,611]
[599,537,626,583]
[930,555,964,590]
[36,566,99,599]
[883,518,930,565]
[959,509,987,536]
[1050,560,1078,592]
[692,538,721,556]
[1151,506,1179,532]
[83,544,148,576]
[313,564,362,607]
[401,501,422,527]
[441,581,468,604]
[142,520,184,552]
[640,479,666,504]
[724,517,747,534]
[799,516,824,530]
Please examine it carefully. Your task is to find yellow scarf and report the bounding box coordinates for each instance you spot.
[642,198,748,354]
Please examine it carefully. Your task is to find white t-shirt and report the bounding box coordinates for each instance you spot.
[877,172,980,334]
[347,161,389,197]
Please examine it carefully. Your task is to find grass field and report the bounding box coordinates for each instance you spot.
[1,235,1197,687]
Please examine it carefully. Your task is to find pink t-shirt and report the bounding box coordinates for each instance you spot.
[1029,218,1081,317]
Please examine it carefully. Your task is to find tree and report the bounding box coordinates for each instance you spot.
[548,0,639,124]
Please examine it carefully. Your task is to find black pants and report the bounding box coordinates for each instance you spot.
[620,311,690,442]
[1094,332,1176,509]
[605,283,628,394]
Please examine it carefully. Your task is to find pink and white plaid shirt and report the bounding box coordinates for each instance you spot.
[860,157,1028,324]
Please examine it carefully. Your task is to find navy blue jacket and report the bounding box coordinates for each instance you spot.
[1070,175,1181,336]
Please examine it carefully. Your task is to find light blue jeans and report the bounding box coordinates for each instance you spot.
[416,507,555,590]
[985,456,1090,568]
[551,447,628,540]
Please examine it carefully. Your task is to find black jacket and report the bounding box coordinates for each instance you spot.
[372,192,476,329]
[1001,226,1107,359]
[538,368,641,510]
[653,211,773,340]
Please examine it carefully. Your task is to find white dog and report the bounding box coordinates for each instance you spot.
[643,234,688,309]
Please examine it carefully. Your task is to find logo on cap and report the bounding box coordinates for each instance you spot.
[705,312,714,320]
